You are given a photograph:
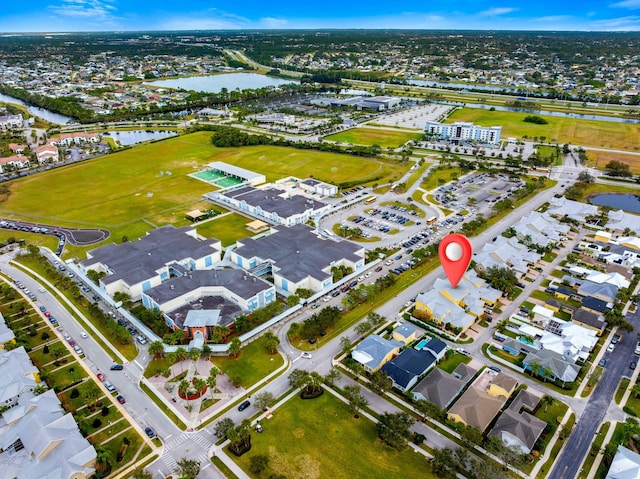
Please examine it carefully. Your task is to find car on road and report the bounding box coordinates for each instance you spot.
[116,395,126,404]
[110,364,124,371]
[357,275,365,282]
[489,366,501,372]
[44,311,51,318]
[598,358,607,367]
[68,339,77,347]
[607,343,615,353]
[632,360,638,370]
[73,345,83,355]
[331,290,340,297]
[310,303,319,309]
[63,333,71,341]
[144,427,155,438]
[364,271,372,278]
[301,352,312,359]
[96,373,105,382]
[80,332,88,338]
[39,306,46,312]
[349,280,357,288]
[323,295,331,302]
[375,266,383,272]
[104,381,116,392]
[238,400,251,411]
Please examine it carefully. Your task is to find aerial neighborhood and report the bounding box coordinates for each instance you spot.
[1,28,640,479]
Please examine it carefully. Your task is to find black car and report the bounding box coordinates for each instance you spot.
[144,427,155,438]
[632,360,638,370]
[238,400,251,411]
[110,364,124,370]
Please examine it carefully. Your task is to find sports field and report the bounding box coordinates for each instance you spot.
[0,132,403,253]
[325,127,423,148]
[447,108,640,152]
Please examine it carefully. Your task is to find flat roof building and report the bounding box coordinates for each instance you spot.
[426,121,501,146]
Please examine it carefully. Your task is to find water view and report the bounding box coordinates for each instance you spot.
[147,72,298,93]
[0,92,72,125]
[107,130,177,146]
[590,194,640,214]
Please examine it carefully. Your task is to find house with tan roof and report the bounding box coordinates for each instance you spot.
[447,386,506,432]
[0,155,29,172]
[35,144,59,163]
[487,372,518,399]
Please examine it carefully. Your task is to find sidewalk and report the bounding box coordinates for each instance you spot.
[529,407,574,478]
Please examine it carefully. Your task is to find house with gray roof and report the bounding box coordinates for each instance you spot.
[381,348,437,391]
[205,184,331,227]
[0,313,15,349]
[606,445,640,479]
[578,280,619,303]
[0,347,39,408]
[523,349,580,383]
[489,389,545,453]
[203,161,265,186]
[231,224,365,294]
[412,367,469,408]
[352,335,403,373]
[81,225,221,300]
[547,196,598,222]
[0,390,96,479]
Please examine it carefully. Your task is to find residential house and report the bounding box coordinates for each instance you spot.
[0,347,40,408]
[547,196,598,222]
[0,390,96,479]
[489,389,546,453]
[8,144,26,154]
[392,323,417,345]
[447,386,506,432]
[423,338,448,361]
[0,313,15,349]
[352,335,403,373]
[578,280,619,304]
[381,348,437,391]
[0,114,22,131]
[474,236,541,279]
[487,372,518,399]
[47,132,100,146]
[0,155,30,173]
[412,364,476,408]
[572,308,607,336]
[34,144,59,163]
[606,445,640,479]
[231,224,365,294]
[582,296,611,315]
[522,349,580,383]
[80,225,221,300]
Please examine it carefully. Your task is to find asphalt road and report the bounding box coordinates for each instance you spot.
[551,309,640,479]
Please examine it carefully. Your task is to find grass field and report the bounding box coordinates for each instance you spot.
[580,182,640,201]
[211,336,284,388]
[325,128,423,148]
[0,231,59,251]
[447,108,640,151]
[0,132,404,256]
[584,149,640,173]
[195,213,254,247]
[231,391,435,479]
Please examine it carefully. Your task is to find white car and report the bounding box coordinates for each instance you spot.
[364,272,372,278]
[301,352,312,359]
[607,344,615,353]
[357,275,365,282]
[323,295,331,302]
[80,332,88,339]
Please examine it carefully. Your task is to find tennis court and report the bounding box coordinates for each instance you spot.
[192,170,226,182]
[215,176,244,188]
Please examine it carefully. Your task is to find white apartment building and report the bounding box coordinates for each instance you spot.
[425,121,502,145]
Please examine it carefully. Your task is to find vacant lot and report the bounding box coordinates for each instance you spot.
[447,109,640,151]
[0,132,404,254]
[325,128,423,148]
[583,149,640,174]
[231,391,435,479]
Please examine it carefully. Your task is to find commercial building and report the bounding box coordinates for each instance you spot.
[425,121,501,145]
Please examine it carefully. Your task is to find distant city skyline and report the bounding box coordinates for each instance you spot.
[1,0,640,32]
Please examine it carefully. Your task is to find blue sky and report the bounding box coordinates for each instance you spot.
[1,0,640,32]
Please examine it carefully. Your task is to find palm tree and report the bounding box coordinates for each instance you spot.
[189,347,201,363]
[200,344,212,359]
[206,375,217,400]
[95,445,115,474]
[228,338,242,359]
[632,383,640,399]
[148,340,165,359]
[303,371,323,396]
[175,347,188,372]
[178,379,190,397]
[192,377,206,396]
[265,335,280,355]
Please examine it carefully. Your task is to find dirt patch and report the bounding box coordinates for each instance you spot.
[292,428,305,439]
[267,446,321,479]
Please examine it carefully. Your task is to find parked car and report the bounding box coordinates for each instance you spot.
[96,373,105,382]
[117,395,126,404]
[607,344,615,353]
[104,381,116,392]
[144,427,155,438]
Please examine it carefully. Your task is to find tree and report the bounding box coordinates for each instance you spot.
[431,448,458,479]
[213,417,235,439]
[460,425,483,447]
[484,435,525,470]
[345,385,368,418]
[415,399,446,422]
[254,391,276,410]
[175,347,188,368]
[148,340,165,359]
[174,457,201,479]
[249,455,269,475]
[340,336,353,355]
[178,379,190,396]
[206,375,217,399]
[189,347,201,362]
[95,445,115,474]
[302,371,324,396]
[369,370,393,395]
[376,412,414,449]
[355,320,371,336]
[264,331,280,354]
[131,468,154,479]
[286,294,300,307]
[192,377,206,395]
[577,170,595,183]
[324,367,341,386]
[228,337,242,358]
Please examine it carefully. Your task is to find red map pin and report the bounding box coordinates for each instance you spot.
[438,233,473,288]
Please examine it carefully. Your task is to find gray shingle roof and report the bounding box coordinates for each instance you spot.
[223,186,327,219]
[412,368,466,408]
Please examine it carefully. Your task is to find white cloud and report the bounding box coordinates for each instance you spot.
[478,7,518,16]
[591,15,640,29]
[534,15,574,22]
[259,17,288,28]
[49,0,117,18]
[610,0,640,9]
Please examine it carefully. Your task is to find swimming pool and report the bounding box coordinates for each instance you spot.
[415,339,429,350]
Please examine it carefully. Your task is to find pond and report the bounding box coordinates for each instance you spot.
[146,72,298,93]
[0,92,73,125]
[106,130,177,146]
[590,194,640,214]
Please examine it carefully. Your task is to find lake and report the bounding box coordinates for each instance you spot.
[590,194,640,214]
[147,73,298,93]
[106,130,177,146]
[0,92,73,125]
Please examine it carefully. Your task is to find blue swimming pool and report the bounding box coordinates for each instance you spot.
[415,339,429,350]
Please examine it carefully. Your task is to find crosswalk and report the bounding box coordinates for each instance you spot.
[160,431,213,474]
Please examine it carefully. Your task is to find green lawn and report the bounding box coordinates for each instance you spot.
[0,231,60,251]
[616,377,631,404]
[47,364,88,391]
[195,213,255,247]
[447,108,640,151]
[437,352,471,373]
[230,391,436,479]
[406,161,432,190]
[325,128,423,148]
[421,166,464,191]
[0,132,405,258]
[211,336,284,388]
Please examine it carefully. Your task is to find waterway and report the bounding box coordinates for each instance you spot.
[106,130,177,146]
[590,194,640,214]
[147,72,298,93]
[409,79,521,94]
[0,92,72,125]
